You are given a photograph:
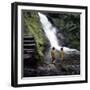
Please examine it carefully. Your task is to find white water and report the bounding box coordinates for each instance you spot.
[38,12,79,52]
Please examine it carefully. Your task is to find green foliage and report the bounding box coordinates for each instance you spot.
[23,11,46,63]
[47,13,80,50]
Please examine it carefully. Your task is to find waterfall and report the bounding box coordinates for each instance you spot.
[38,12,79,53]
[38,12,60,50]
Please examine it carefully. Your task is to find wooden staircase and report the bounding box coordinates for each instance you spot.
[23,36,36,68]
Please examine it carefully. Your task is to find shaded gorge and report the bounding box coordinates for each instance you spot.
[22,11,80,77]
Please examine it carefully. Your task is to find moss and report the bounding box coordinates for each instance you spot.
[23,11,46,64]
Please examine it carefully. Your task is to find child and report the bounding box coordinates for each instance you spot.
[51,47,56,64]
[60,47,64,62]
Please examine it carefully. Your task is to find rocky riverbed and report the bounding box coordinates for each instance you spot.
[23,50,80,77]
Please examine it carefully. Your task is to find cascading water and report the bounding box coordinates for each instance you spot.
[38,12,79,53]
[38,12,60,50]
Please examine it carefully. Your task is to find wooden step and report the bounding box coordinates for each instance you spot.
[24,44,35,46]
[24,36,34,40]
[24,49,35,51]
[24,40,35,44]
[24,54,32,59]
[24,50,35,54]
[23,44,36,49]
[24,36,33,38]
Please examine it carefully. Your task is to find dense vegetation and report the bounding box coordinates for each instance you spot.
[46,12,80,50]
[23,11,48,64]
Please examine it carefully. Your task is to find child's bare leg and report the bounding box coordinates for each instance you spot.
[52,57,54,64]
[61,58,64,64]
[52,58,56,64]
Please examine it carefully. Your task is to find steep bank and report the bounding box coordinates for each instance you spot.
[23,11,50,65]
